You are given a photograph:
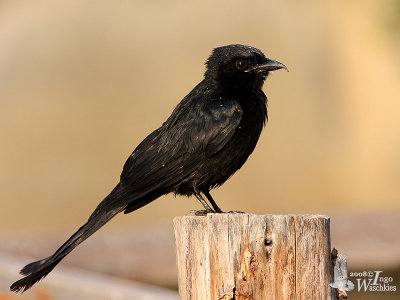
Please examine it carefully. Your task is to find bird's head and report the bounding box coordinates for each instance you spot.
[205,44,287,90]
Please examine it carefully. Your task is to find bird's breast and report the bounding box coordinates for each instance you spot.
[203,93,267,187]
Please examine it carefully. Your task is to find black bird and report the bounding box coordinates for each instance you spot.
[10,44,287,292]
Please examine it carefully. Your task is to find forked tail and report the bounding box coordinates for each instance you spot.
[10,202,124,292]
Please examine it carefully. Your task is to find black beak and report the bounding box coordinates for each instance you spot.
[250,58,288,73]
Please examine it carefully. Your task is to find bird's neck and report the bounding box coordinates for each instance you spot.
[203,78,268,124]
[205,73,266,94]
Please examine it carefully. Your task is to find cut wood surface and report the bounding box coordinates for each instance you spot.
[174,214,335,300]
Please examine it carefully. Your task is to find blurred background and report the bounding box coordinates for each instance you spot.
[0,0,399,299]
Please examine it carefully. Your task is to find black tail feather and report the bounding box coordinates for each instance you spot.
[10,202,125,293]
[11,257,61,292]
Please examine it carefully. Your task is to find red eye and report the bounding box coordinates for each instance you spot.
[236,59,247,70]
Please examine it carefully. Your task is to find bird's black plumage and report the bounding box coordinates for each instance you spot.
[10,44,287,292]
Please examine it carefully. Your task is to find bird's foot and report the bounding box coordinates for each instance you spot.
[187,210,213,216]
[187,210,246,216]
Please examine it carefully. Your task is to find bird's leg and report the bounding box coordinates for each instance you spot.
[204,190,244,213]
[203,190,223,213]
[194,191,215,213]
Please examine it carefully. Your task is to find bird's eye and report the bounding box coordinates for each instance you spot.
[236,59,247,70]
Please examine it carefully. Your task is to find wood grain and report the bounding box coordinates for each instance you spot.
[174,214,335,300]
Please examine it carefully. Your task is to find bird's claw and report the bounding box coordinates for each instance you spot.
[187,210,213,216]
[187,210,246,216]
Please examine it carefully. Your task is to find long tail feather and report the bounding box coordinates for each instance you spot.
[10,188,127,293]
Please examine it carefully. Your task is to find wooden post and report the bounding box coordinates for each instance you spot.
[173,214,335,300]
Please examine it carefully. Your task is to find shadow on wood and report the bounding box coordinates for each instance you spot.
[174,214,336,300]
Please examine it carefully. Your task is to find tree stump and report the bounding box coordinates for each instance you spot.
[173,214,335,300]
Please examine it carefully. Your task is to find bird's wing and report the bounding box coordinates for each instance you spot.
[333,262,344,281]
[334,254,349,280]
[120,96,243,203]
